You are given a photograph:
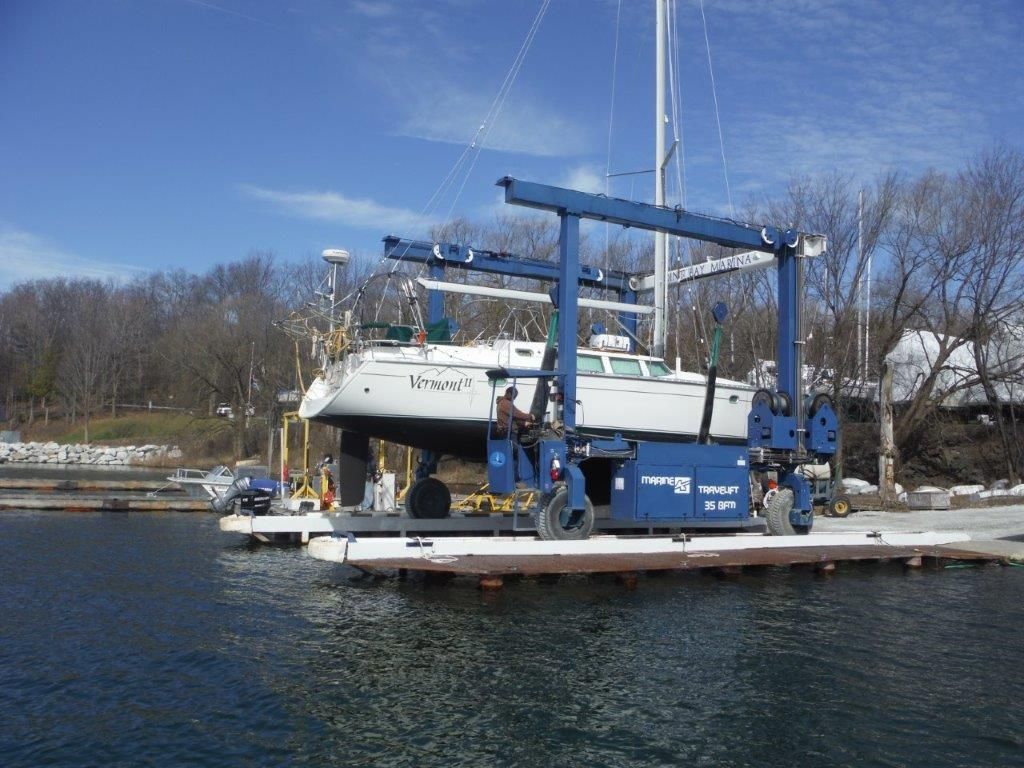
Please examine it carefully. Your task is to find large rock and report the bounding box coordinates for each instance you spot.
[0,440,176,465]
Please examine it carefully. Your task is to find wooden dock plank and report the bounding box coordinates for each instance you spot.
[341,543,996,576]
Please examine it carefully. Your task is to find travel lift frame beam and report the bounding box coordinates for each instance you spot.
[490,176,836,535]
[383,235,642,485]
[382,235,641,342]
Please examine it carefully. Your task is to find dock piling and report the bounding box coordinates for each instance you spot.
[479,575,504,591]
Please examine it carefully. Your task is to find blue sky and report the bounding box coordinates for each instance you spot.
[1,0,1022,287]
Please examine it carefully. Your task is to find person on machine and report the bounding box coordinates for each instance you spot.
[494,386,534,439]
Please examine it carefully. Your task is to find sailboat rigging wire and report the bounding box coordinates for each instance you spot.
[441,0,552,225]
[415,0,553,233]
[665,0,686,210]
[698,0,734,218]
[350,0,552,309]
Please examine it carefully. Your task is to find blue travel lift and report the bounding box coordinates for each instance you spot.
[380,234,644,485]
[333,235,646,506]
[484,177,838,539]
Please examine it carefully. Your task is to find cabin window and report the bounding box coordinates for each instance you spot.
[647,361,672,377]
[577,354,605,373]
[514,348,534,357]
[610,358,643,376]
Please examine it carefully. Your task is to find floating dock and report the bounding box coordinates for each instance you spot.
[0,495,210,512]
[305,530,1023,589]
[0,478,184,493]
[0,476,200,511]
[218,510,765,544]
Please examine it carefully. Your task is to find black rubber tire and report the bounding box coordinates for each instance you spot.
[764,487,809,536]
[752,389,775,412]
[403,478,422,516]
[829,494,852,518]
[405,477,451,519]
[775,391,793,417]
[536,487,594,541]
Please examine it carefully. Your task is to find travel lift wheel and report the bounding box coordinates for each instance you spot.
[536,486,595,541]
[764,487,810,536]
[828,494,852,518]
[405,477,452,519]
[752,389,793,416]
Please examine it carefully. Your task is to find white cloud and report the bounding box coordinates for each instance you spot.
[397,81,587,158]
[558,165,606,194]
[349,0,396,19]
[0,227,144,288]
[239,184,428,232]
[327,2,590,159]
[666,0,1024,207]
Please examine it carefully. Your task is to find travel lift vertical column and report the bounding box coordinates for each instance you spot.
[554,212,586,511]
[496,177,836,538]
[382,236,642,487]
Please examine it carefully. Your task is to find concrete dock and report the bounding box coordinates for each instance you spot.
[815,503,1024,540]
[219,508,766,543]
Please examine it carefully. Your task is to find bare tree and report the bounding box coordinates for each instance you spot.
[57,282,116,442]
[163,253,292,457]
[961,148,1024,483]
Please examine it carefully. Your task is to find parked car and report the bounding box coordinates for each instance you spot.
[215,403,255,419]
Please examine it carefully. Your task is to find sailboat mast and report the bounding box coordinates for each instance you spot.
[653,0,668,358]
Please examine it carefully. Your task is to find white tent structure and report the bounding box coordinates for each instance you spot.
[743,325,1024,408]
[886,327,1024,407]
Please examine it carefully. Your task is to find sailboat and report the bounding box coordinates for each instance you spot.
[299,330,753,459]
[297,3,754,505]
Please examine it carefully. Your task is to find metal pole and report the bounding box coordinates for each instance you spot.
[329,262,337,334]
[246,341,254,413]
[653,0,667,358]
[558,213,581,431]
[857,189,863,380]
[863,191,872,386]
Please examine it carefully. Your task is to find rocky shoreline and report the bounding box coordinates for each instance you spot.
[0,441,182,466]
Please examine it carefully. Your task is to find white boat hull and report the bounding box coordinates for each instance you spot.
[300,341,754,460]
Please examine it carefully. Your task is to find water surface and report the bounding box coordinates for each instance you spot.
[1,512,1021,767]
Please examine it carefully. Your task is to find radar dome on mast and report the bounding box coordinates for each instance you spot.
[321,248,350,266]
